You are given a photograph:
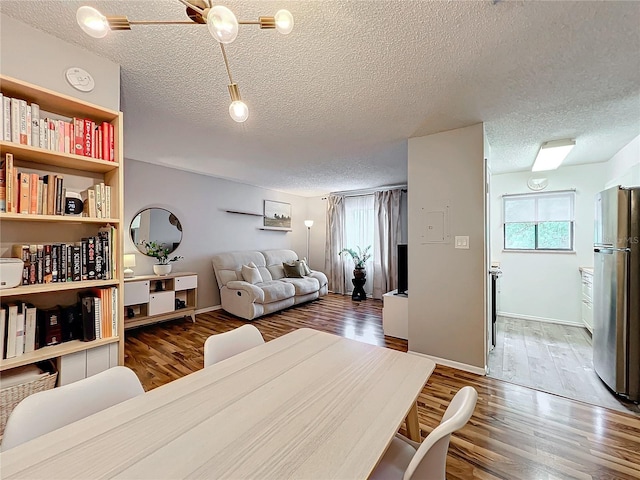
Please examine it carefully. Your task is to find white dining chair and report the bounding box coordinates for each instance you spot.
[369,386,478,480]
[204,324,265,367]
[1,366,144,451]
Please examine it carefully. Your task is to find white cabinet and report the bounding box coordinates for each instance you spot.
[149,291,175,316]
[382,290,408,339]
[57,343,118,386]
[581,268,594,333]
[124,272,197,330]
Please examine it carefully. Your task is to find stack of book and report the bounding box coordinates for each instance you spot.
[0,153,112,216]
[0,94,115,161]
[12,226,116,285]
[0,287,118,359]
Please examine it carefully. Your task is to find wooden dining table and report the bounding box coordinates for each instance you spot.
[0,328,436,479]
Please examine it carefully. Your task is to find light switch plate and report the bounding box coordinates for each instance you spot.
[455,236,469,249]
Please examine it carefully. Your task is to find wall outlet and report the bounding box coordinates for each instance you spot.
[455,236,469,249]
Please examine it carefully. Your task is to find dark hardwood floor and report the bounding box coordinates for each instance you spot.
[125,294,640,480]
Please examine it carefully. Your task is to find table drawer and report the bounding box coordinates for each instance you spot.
[148,291,175,316]
[124,281,150,306]
[175,275,197,291]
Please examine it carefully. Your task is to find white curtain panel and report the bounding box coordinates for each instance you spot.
[373,189,402,299]
[324,194,346,294]
[343,195,375,296]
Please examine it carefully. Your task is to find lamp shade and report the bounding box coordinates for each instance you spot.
[304,220,314,228]
[123,254,136,268]
[274,9,294,35]
[207,5,239,44]
[77,6,110,38]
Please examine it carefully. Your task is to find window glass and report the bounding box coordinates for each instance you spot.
[503,192,575,251]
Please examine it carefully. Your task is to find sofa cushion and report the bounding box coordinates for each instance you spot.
[281,277,320,296]
[241,264,263,284]
[212,251,266,288]
[258,280,296,304]
[300,259,312,276]
[283,262,304,278]
[267,264,286,280]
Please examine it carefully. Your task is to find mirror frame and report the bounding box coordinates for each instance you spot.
[130,207,183,256]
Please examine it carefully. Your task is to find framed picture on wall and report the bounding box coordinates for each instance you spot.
[264,200,292,229]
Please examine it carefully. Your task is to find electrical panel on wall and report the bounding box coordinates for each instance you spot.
[420,202,451,244]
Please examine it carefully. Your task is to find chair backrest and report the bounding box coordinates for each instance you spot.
[204,325,265,367]
[404,386,478,480]
[1,366,144,451]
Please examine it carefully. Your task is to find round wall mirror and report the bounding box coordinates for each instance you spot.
[130,208,183,255]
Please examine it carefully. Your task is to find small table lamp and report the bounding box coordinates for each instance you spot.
[123,254,136,278]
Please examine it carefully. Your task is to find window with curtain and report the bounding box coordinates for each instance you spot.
[343,195,375,296]
[503,191,575,251]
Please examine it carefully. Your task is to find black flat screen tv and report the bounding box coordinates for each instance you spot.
[397,244,408,295]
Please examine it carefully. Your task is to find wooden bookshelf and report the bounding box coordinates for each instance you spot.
[0,74,125,372]
[0,212,120,224]
[0,279,120,298]
[0,337,120,371]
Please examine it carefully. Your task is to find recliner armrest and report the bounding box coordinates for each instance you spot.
[225,281,265,303]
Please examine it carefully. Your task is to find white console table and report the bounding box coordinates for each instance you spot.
[124,272,197,330]
[382,290,408,339]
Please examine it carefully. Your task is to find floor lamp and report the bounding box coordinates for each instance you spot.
[304,220,314,265]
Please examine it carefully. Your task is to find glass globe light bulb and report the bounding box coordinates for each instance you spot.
[207,5,239,44]
[76,6,109,38]
[274,9,294,35]
[229,100,249,123]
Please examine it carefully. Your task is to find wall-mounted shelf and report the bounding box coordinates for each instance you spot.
[258,227,292,232]
[224,209,263,217]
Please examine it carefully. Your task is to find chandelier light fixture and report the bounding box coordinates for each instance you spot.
[76,0,294,123]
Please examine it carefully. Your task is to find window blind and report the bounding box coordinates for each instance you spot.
[503,191,575,224]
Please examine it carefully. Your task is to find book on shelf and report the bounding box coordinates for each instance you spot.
[37,307,61,347]
[14,303,25,356]
[2,95,10,142]
[23,303,37,354]
[80,296,97,342]
[5,153,13,213]
[1,94,116,161]
[0,153,6,213]
[4,303,18,358]
[0,307,5,360]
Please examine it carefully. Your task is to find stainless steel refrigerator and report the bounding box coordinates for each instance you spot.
[593,186,640,401]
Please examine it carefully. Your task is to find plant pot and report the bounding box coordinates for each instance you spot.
[353,267,366,280]
[153,264,172,276]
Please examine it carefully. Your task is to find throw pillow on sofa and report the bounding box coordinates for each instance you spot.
[300,259,312,276]
[242,263,263,284]
[282,261,304,278]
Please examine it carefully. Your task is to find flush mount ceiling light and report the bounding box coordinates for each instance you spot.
[531,139,576,172]
[76,1,294,123]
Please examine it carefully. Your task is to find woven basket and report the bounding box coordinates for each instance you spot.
[0,362,58,437]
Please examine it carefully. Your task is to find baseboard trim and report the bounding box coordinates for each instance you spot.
[408,351,486,376]
[196,305,222,315]
[498,311,583,327]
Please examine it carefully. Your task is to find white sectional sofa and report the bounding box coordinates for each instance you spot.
[211,249,328,320]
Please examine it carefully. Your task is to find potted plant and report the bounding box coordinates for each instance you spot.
[339,245,372,279]
[140,240,183,276]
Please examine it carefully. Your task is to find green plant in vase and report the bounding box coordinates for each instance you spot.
[140,240,183,276]
[339,245,372,275]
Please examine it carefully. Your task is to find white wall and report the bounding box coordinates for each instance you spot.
[408,124,486,372]
[491,163,607,325]
[124,160,309,309]
[0,14,120,110]
[605,135,640,188]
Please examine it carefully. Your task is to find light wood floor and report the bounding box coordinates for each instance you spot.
[488,316,640,415]
[125,294,640,480]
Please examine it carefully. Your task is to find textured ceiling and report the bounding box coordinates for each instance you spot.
[1,1,639,196]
